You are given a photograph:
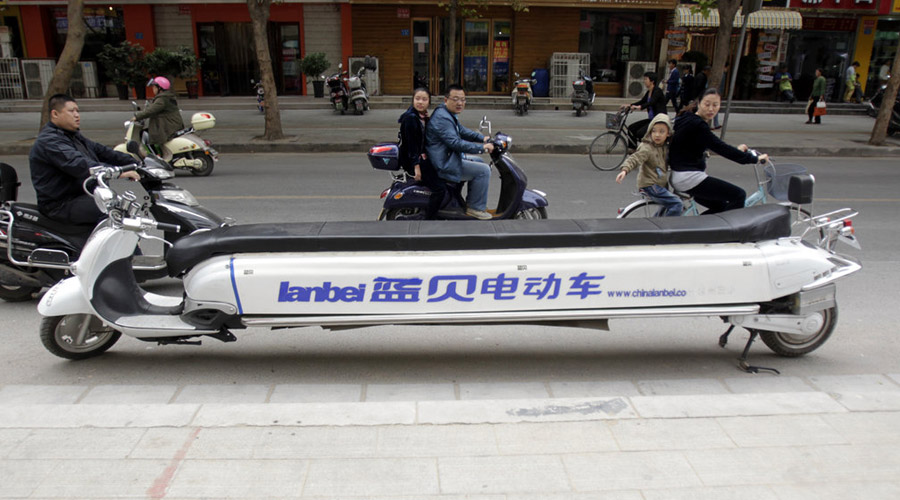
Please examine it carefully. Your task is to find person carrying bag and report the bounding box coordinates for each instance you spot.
[806,68,826,125]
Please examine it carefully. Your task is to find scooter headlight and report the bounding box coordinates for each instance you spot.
[158,189,199,207]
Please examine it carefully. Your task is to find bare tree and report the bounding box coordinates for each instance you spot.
[39,0,85,128]
[247,0,285,140]
[869,47,900,146]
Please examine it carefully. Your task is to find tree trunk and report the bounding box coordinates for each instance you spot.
[447,1,458,92]
[708,0,742,92]
[247,0,285,140]
[39,0,85,129]
[869,47,900,146]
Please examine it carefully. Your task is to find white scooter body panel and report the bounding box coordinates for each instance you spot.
[38,277,91,317]
[182,240,840,318]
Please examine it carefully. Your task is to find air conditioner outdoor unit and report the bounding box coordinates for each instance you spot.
[348,56,379,96]
[21,59,56,99]
[623,61,656,99]
[69,61,99,98]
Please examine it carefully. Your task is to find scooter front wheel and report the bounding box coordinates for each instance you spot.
[589,132,629,171]
[40,314,121,360]
[514,207,548,219]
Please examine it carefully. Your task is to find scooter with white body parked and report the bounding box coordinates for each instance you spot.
[37,165,860,373]
[511,72,536,116]
[0,142,227,302]
[115,102,218,176]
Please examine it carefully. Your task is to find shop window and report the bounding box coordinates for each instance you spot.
[52,7,125,65]
[578,11,656,83]
[866,21,898,96]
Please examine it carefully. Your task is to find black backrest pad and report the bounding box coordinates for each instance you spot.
[166,204,791,276]
[0,163,20,202]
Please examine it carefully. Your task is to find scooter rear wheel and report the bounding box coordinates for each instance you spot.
[189,155,215,177]
[40,314,121,360]
[758,306,837,357]
[0,284,41,302]
[354,100,364,115]
[383,208,422,220]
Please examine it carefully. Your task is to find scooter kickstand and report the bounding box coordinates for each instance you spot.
[718,325,735,348]
[737,329,780,375]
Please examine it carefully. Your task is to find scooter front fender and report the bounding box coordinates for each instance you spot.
[38,277,92,317]
[521,189,549,209]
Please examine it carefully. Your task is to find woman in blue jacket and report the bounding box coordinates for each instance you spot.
[668,88,769,214]
[398,88,444,218]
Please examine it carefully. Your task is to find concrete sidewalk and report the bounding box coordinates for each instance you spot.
[2,373,899,498]
[0,96,897,157]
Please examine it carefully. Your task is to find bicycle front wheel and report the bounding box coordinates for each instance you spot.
[617,200,663,218]
[589,132,629,171]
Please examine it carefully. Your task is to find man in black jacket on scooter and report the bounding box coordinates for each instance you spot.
[30,94,139,225]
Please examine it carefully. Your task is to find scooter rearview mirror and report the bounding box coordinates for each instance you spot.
[126,140,142,158]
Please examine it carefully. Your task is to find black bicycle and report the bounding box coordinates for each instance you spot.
[589,107,639,171]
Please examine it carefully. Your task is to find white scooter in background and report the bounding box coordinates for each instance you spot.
[115,102,218,177]
[511,72,536,116]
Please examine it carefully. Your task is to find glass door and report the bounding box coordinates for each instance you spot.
[412,19,433,92]
[492,21,511,93]
[462,19,512,94]
[463,20,489,93]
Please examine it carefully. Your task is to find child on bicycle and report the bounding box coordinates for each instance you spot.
[615,114,683,216]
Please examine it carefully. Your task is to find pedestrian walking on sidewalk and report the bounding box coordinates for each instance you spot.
[807,68,826,125]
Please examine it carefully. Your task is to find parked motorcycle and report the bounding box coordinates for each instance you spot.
[0,143,227,302]
[251,79,265,113]
[35,161,860,373]
[370,116,548,220]
[511,72,536,116]
[325,64,350,115]
[115,101,218,176]
[571,70,595,117]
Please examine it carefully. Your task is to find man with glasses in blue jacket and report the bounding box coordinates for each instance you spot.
[425,85,494,220]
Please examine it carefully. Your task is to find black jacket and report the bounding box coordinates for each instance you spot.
[693,72,708,101]
[669,112,757,173]
[29,122,134,211]
[631,86,667,119]
[398,106,427,176]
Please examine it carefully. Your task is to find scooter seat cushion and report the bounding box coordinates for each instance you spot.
[9,202,96,235]
[166,204,791,276]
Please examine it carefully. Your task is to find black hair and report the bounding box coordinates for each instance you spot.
[668,59,677,65]
[47,94,76,114]
[644,71,658,85]
[445,84,465,97]
[677,88,720,117]
[412,87,431,102]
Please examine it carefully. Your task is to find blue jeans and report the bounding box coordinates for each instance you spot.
[459,158,491,211]
[641,184,683,216]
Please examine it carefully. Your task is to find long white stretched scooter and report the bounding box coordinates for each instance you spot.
[38,166,860,372]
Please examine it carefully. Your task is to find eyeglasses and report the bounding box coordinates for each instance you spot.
[447,96,467,103]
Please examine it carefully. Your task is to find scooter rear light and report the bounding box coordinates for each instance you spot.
[380,189,390,199]
[204,139,212,147]
[842,219,854,235]
[370,145,394,155]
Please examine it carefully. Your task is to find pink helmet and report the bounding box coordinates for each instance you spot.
[147,76,171,90]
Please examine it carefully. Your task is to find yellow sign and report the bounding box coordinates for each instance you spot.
[895,0,900,13]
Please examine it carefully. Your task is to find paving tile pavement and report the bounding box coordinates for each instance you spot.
[1,374,900,498]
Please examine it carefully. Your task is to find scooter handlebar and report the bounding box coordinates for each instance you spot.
[155,222,182,233]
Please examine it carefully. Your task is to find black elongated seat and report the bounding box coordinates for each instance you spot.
[166,204,791,277]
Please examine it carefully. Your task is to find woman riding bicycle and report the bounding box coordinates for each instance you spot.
[669,88,769,214]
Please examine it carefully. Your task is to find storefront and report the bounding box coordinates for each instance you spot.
[788,0,879,101]
[860,0,899,96]
[672,3,803,99]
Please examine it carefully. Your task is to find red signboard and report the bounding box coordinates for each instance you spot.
[397,8,410,19]
[792,0,877,11]
[801,16,858,31]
